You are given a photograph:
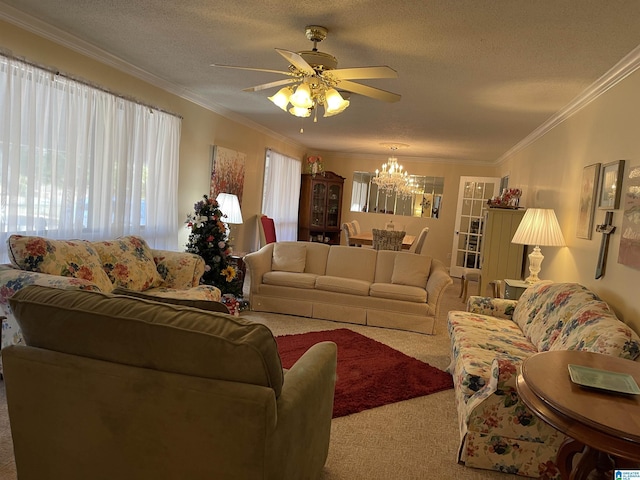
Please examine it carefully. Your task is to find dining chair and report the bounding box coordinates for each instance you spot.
[351,219,362,235]
[259,215,277,246]
[372,229,405,251]
[409,227,430,254]
[342,222,355,246]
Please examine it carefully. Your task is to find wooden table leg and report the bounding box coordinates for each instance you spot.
[558,439,617,480]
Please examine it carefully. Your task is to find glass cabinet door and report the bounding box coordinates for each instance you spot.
[326,184,341,227]
[311,182,327,228]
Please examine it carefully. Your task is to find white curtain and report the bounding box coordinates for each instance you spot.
[262,149,301,241]
[0,55,181,263]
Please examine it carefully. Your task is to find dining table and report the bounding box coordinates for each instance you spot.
[348,231,416,250]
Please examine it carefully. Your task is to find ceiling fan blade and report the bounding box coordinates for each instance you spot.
[338,80,401,103]
[211,64,295,76]
[330,66,398,80]
[275,49,315,76]
[243,78,298,93]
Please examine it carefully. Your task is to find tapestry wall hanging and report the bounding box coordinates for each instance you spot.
[618,165,640,270]
[210,145,246,205]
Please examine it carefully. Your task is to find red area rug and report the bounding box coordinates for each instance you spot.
[276,328,453,418]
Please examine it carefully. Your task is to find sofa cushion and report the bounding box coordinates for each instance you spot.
[92,236,162,292]
[263,271,318,289]
[391,253,432,288]
[315,275,371,296]
[271,242,307,273]
[369,283,427,303]
[548,302,640,359]
[111,287,229,313]
[7,234,113,293]
[512,282,604,350]
[9,285,284,397]
[325,246,377,282]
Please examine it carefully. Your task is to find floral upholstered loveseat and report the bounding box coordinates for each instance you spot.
[1,234,222,375]
[447,281,640,478]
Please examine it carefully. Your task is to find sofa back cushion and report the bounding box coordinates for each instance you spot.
[303,242,331,275]
[513,282,609,351]
[391,253,432,287]
[7,234,113,293]
[92,236,162,292]
[325,245,377,282]
[547,302,640,360]
[271,242,307,273]
[9,285,284,397]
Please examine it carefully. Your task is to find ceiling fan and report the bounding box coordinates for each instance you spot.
[211,25,401,120]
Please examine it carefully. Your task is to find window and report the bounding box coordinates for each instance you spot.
[0,54,181,262]
[262,149,301,241]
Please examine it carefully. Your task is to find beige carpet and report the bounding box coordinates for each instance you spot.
[0,279,519,480]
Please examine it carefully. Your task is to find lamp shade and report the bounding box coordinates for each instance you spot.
[512,208,565,247]
[215,193,243,224]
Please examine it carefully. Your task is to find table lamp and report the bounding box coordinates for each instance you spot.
[511,208,565,283]
[216,193,243,247]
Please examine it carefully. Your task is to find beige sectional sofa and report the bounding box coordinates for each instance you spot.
[244,241,453,334]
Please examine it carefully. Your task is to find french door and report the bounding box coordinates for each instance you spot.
[449,176,500,278]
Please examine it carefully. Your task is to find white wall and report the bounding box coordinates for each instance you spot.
[498,68,640,333]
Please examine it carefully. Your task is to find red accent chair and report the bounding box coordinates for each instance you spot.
[259,215,277,246]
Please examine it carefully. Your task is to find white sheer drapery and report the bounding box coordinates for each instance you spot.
[262,149,301,241]
[0,55,181,263]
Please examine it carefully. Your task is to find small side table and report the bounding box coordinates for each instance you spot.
[516,351,640,479]
[503,278,530,300]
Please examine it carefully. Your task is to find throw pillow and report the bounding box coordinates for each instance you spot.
[272,242,306,273]
[7,234,114,292]
[391,253,432,288]
[92,236,162,292]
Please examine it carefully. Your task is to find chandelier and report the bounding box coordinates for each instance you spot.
[268,76,350,119]
[372,148,409,196]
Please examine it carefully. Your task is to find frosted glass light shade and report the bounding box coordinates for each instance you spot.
[215,193,243,224]
[323,88,350,116]
[289,83,313,109]
[268,86,293,111]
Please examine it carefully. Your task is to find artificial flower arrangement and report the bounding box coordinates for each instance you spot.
[487,188,522,208]
[185,194,240,296]
[306,155,325,177]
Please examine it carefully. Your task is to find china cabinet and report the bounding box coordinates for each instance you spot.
[298,171,345,244]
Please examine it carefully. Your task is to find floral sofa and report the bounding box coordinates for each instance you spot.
[447,281,640,478]
[1,234,222,375]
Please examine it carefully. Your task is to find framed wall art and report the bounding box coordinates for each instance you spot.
[210,145,246,206]
[598,160,625,210]
[618,165,640,270]
[576,163,600,239]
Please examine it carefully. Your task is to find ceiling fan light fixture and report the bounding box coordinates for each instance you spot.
[289,83,313,109]
[289,105,312,118]
[268,86,294,111]
[323,88,350,117]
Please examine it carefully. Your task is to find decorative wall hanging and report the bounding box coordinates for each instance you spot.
[576,163,600,239]
[598,160,625,210]
[210,146,246,206]
[618,165,640,270]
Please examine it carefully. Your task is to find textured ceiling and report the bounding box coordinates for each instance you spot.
[2,1,640,163]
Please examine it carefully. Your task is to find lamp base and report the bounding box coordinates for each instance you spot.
[524,245,544,283]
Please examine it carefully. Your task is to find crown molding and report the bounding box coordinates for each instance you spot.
[496,43,640,165]
[0,4,304,150]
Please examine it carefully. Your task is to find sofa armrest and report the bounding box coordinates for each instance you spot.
[466,296,518,320]
[462,356,566,460]
[425,259,454,316]
[243,244,275,296]
[151,249,205,289]
[269,341,337,478]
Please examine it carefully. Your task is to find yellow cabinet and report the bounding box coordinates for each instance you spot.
[480,208,526,296]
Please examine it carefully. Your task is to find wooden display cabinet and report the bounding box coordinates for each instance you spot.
[298,171,345,244]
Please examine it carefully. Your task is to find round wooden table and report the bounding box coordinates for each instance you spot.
[516,351,640,480]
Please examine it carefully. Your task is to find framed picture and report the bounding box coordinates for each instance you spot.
[210,145,246,206]
[618,165,640,270]
[576,163,600,239]
[598,160,625,210]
